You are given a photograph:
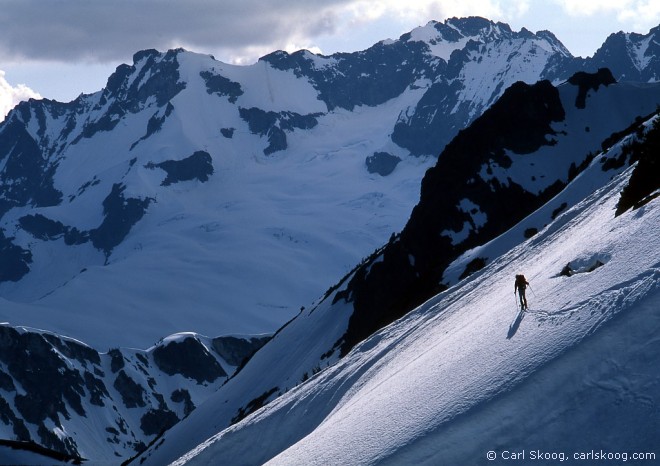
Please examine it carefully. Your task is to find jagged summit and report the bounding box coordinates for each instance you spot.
[402,16,571,61]
[591,23,660,80]
[102,48,186,108]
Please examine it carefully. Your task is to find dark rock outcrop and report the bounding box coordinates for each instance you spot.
[153,336,228,383]
[89,183,153,257]
[200,70,244,103]
[146,150,214,186]
[211,335,270,367]
[616,115,660,215]
[239,107,321,155]
[568,68,616,109]
[366,152,401,176]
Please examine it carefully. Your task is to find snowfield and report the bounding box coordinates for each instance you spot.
[162,157,659,465]
[0,50,434,350]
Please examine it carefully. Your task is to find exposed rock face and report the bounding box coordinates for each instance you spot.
[366,152,402,176]
[200,70,244,103]
[153,336,228,383]
[239,107,321,155]
[211,335,270,367]
[589,25,660,82]
[568,68,616,109]
[615,116,660,215]
[145,150,214,186]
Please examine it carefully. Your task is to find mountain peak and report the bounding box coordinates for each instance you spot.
[132,48,162,64]
[111,47,186,99]
[591,25,660,79]
[446,15,511,36]
[402,16,572,62]
[405,16,511,44]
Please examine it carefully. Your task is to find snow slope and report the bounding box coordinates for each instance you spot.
[0,49,433,351]
[155,141,659,465]
[0,50,432,350]
[0,444,72,466]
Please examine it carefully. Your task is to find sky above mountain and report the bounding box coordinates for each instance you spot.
[0,0,659,105]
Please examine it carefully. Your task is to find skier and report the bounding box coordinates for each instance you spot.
[514,274,529,310]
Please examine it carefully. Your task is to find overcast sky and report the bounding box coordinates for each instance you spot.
[1,0,659,113]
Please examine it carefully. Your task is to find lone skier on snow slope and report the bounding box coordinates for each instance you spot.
[514,274,529,311]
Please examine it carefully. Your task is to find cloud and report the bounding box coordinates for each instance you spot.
[0,0,537,66]
[0,70,42,120]
[0,0,656,69]
[339,0,529,28]
[554,0,631,16]
[0,0,351,64]
[553,0,660,29]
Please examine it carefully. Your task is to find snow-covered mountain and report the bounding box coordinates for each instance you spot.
[1,18,659,352]
[590,24,660,82]
[135,96,660,465]
[0,326,268,461]
[132,74,660,465]
[1,17,660,463]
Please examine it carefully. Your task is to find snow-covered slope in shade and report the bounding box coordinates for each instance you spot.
[166,140,660,466]
[0,443,72,466]
[0,49,431,350]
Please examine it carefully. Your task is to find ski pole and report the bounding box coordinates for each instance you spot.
[529,283,537,298]
[514,291,519,311]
